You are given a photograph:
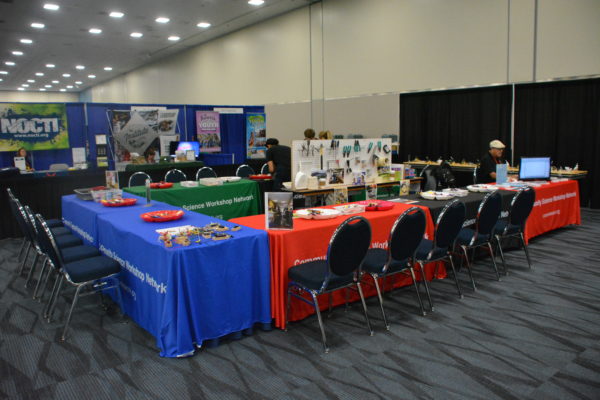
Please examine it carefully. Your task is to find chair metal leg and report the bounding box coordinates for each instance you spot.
[24,252,40,288]
[61,285,83,341]
[356,282,373,337]
[372,275,389,330]
[284,286,292,331]
[44,273,61,319]
[47,275,65,323]
[17,237,27,261]
[486,242,501,281]
[310,291,328,353]
[520,232,533,269]
[495,235,508,275]
[39,266,55,303]
[409,268,426,316]
[18,242,31,275]
[417,261,434,311]
[33,258,49,299]
[447,255,463,299]
[461,246,477,291]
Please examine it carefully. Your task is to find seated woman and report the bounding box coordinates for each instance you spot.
[15,147,33,171]
[144,147,157,164]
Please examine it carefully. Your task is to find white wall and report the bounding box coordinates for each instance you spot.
[82,0,600,139]
[0,91,79,103]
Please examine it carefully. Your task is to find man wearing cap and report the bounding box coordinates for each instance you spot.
[477,140,506,183]
[265,138,291,191]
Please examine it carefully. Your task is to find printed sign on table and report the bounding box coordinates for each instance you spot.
[196,111,221,152]
[0,103,69,151]
[246,113,266,159]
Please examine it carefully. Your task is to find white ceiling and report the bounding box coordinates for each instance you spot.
[0,0,312,94]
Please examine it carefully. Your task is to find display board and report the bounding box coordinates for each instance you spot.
[291,138,392,188]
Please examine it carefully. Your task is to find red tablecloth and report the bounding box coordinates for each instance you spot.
[524,180,581,242]
[231,203,437,329]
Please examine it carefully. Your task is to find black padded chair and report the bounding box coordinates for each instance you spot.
[414,200,466,311]
[472,167,479,184]
[361,207,427,329]
[164,169,187,183]
[420,165,438,191]
[455,191,502,290]
[494,187,536,273]
[35,214,122,340]
[196,166,217,180]
[285,216,373,353]
[235,164,255,178]
[260,163,269,175]
[128,172,151,187]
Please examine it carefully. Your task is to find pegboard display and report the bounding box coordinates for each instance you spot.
[291,138,392,188]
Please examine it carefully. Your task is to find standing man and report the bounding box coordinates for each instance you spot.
[477,139,506,183]
[265,138,291,191]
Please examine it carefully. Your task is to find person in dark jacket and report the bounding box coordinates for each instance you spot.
[477,140,506,183]
[265,138,291,191]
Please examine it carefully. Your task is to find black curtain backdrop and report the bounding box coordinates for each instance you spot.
[399,85,512,164]
[514,78,600,208]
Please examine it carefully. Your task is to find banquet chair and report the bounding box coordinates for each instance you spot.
[285,216,373,353]
[196,166,217,180]
[235,164,255,178]
[164,169,187,183]
[260,163,269,175]
[414,200,466,311]
[494,187,535,273]
[472,167,479,184]
[49,163,69,171]
[128,172,151,187]
[35,214,122,341]
[361,207,427,329]
[455,191,502,290]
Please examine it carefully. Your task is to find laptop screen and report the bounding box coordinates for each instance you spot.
[519,157,551,180]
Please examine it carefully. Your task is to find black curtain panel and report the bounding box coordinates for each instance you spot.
[399,85,512,164]
[514,78,600,207]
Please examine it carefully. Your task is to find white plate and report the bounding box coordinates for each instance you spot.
[220,176,241,183]
[467,184,499,192]
[294,171,308,189]
[442,188,468,197]
[295,208,341,219]
[420,191,455,200]
[334,204,366,214]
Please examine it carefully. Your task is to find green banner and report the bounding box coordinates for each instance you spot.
[124,180,261,220]
[0,103,69,151]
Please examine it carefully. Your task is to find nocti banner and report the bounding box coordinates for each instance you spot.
[196,111,222,152]
[0,103,70,151]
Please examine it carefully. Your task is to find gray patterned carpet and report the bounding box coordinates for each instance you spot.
[1,209,599,400]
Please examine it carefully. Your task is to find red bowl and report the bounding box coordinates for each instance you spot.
[358,200,395,211]
[101,198,137,207]
[150,182,174,189]
[140,209,184,222]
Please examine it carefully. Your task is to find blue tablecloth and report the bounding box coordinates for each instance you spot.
[61,195,272,358]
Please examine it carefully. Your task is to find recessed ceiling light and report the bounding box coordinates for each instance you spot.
[75,81,82,84]
[248,0,265,5]
[103,66,112,71]
[27,79,35,83]
[60,88,66,92]
[0,78,3,82]
[18,87,25,91]
[62,73,71,77]
[168,35,180,41]
[89,28,102,34]
[130,32,143,38]
[22,84,30,87]
[12,51,24,56]
[45,84,52,88]
[155,17,170,23]
[197,22,211,28]
[20,38,33,44]
[66,85,73,88]
[109,11,124,18]
[35,72,44,76]
[0,71,9,75]
[88,74,96,79]
[5,61,15,66]
[46,63,55,68]
[39,88,46,91]
[76,65,85,70]
[31,22,45,29]
[43,3,59,11]
[52,80,59,84]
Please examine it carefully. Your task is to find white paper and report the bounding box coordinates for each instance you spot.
[95,134,107,145]
[72,147,86,164]
[186,150,196,161]
[14,157,26,171]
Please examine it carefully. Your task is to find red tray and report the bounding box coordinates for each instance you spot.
[150,182,173,189]
[248,174,272,180]
[359,200,395,211]
[140,210,184,222]
[101,198,137,207]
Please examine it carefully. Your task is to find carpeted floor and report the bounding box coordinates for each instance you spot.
[1,209,599,400]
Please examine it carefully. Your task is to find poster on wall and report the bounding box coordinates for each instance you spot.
[110,108,178,162]
[196,111,222,152]
[0,103,70,151]
[246,112,266,159]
